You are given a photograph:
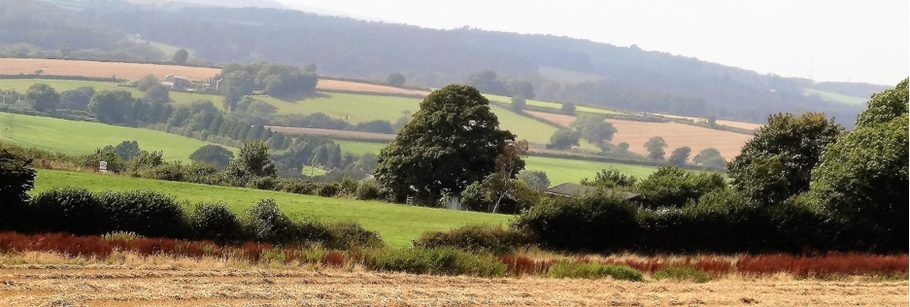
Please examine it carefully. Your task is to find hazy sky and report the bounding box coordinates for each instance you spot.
[277,0,909,85]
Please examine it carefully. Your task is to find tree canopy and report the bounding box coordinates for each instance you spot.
[569,113,616,145]
[26,83,59,112]
[644,136,667,162]
[374,84,516,203]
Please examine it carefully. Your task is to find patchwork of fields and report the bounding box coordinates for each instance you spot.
[32,169,512,246]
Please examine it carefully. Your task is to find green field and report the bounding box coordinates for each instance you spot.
[0,79,224,106]
[803,88,868,105]
[484,93,622,115]
[0,112,230,161]
[32,169,513,246]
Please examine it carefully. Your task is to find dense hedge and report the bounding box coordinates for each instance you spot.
[23,188,383,249]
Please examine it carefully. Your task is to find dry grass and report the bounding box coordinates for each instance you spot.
[319,79,431,96]
[266,126,396,141]
[655,113,765,130]
[526,111,752,160]
[0,58,220,81]
[0,252,905,307]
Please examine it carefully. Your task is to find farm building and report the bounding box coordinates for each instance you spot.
[161,74,193,89]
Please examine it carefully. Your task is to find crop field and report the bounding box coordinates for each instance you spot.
[484,93,622,115]
[655,113,764,131]
[318,79,431,96]
[0,112,229,161]
[1,259,904,306]
[0,58,220,81]
[252,92,421,122]
[526,111,752,160]
[31,169,513,246]
[0,78,225,105]
[803,88,869,105]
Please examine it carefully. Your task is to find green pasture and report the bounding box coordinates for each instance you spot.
[484,93,622,115]
[31,169,514,246]
[0,79,224,106]
[803,88,868,105]
[0,112,228,161]
[253,93,420,122]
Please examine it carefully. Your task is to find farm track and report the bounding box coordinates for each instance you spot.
[526,111,753,160]
[1,264,905,306]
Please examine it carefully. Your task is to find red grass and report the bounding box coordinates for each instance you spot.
[736,253,909,277]
[499,255,557,276]
[322,251,345,267]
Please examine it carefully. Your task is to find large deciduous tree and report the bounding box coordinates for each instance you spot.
[548,129,580,150]
[190,144,235,169]
[727,112,842,205]
[570,113,617,145]
[644,136,667,162]
[374,84,516,203]
[807,78,908,252]
[26,83,60,112]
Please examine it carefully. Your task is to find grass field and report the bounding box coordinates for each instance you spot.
[0,78,225,106]
[0,112,229,161]
[803,88,869,105]
[484,93,622,115]
[31,169,513,246]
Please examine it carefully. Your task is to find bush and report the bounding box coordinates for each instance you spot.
[316,182,340,197]
[183,163,221,184]
[324,222,384,250]
[514,192,641,252]
[139,162,185,182]
[546,261,642,281]
[0,148,36,229]
[241,199,297,245]
[337,177,360,197]
[354,180,382,200]
[414,226,531,255]
[28,188,110,235]
[280,179,317,195]
[369,247,506,277]
[190,202,242,244]
[101,231,143,242]
[652,266,712,283]
[248,176,281,191]
[98,190,190,238]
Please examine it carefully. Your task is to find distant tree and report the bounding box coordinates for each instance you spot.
[518,170,550,191]
[227,140,277,178]
[172,48,189,64]
[303,64,318,74]
[487,140,528,213]
[190,144,234,169]
[618,142,630,152]
[510,95,527,112]
[59,87,95,110]
[25,83,60,112]
[114,141,140,161]
[465,70,506,95]
[707,115,717,128]
[392,110,412,131]
[667,146,691,167]
[374,84,516,202]
[89,90,135,124]
[143,84,170,105]
[0,148,36,226]
[570,113,616,145]
[581,169,638,189]
[644,136,667,162]
[505,80,535,99]
[727,112,843,205]
[387,72,406,87]
[221,71,255,111]
[561,102,576,115]
[354,120,394,134]
[692,148,725,170]
[548,129,580,150]
[136,75,160,92]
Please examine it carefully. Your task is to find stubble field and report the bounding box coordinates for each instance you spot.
[526,111,753,160]
[1,261,905,307]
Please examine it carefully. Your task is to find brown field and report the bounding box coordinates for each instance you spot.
[319,79,431,96]
[655,113,765,131]
[526,111,752,160]
[0,58,220,81]
[1,258,905,306]
[266,126,396,141]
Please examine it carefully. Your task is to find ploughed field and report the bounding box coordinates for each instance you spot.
[526,111,753,160]
[1,264,904,306]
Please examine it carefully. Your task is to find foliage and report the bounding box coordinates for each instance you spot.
[97,190,190,238]
[465,70,506,95]
[727,113,843,206]
[561,102,576,115]
[633,166,727,208]
[413,225,531,255]
[368,247,507,277]
[142,84,170,105]
[240,199,297,245]
[25,83,60,112]
[643,136,667,162]
[0,148,36,213]
[505,80,535,99]
[375,84,516,202]
[227,141,277,179]
[548,129,580,150]
[59,86,95,110]
[652,266,712,283]
[386,72,405,87]
[517,170,550,191]
[581,169,638,189]
[546,262,643,281]
[172,48,189,64]
[570,113,616,145]
[514,192,640,252]
[89,90,135,124]
[353,120,395,134]
[114,140,140,161]
[136,75,160,92]
[189,144,234,169]
[691,148,725,170]
[667,146,691,167]
[510,95,527,112]
[190,201,241,244]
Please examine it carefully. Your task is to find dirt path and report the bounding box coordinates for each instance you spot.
[1,265,904,306]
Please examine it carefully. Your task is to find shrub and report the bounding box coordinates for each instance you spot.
[190,202,242,244]
[98,190,190,238]
[28,188,110,235]
[414,225,531,255]
[241,199,297,245]
[337,177,360,197]
[652,266,712,283]
[354,180,382,200]
[546,261,642,281]
[101,231,143,242]
[248,176,281,191]
[316,182,340,197]
[183,163,221,185]
[280,179,317,195]
[514,192,641,252]
[369,247,506,277]
[0,148,37,212]
[139,162,185,182]
[324,222,384,249]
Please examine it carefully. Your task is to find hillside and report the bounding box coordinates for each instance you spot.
[32,169,512,246]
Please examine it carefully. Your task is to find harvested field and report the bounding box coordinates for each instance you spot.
[267,126,396,141]
[0,58,219,81]
[319,79,431,96]
[655,113,765,131]
[1,261,905,306]
[526,111,752,160]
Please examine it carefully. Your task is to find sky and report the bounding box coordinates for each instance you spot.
[277,0,908,85]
